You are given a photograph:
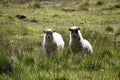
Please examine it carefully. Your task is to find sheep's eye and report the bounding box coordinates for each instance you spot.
[47,31,53,35]
[48,33,52,35]
[49,33,52,35]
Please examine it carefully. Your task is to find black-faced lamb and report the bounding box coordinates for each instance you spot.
[42,29,65,55]
[68,26,93,54]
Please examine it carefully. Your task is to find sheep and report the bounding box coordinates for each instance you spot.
[68,26,93,54]
[42,29,65,55]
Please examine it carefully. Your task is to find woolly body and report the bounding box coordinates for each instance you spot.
[43,29,65,54]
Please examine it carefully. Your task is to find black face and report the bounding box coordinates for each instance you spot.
[46,31,53,39]
[69,28,80,38]
[44,30,55,41]
[71,29,78,34]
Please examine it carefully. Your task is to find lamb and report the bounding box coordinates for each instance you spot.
[42,29,65,55]
[68,26,93,54]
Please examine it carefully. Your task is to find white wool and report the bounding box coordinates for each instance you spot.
[69,26,93,54]
[42,29,65,54]
[53,32,65,50]
[81,39,93,54]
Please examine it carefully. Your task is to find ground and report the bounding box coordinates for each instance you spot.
[0,0,120,80]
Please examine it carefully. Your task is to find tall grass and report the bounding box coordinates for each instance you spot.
[0,0,120,80]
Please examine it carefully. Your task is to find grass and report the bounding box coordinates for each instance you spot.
[0,0,120,80]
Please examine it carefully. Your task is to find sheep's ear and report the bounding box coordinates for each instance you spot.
[77,28,80,30]
[68,28,72,31]
[53,30,56,32]
[43,30,46,33]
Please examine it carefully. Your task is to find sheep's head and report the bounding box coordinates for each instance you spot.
[44,29,56,41]
[68,26,80,39]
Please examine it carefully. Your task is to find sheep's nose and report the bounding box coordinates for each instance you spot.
[73,35,76,38]
[48,36,50,38]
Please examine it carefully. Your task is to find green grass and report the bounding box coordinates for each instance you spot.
[0,0,120,80]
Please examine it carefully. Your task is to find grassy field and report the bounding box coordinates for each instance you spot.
[0,0,120,80]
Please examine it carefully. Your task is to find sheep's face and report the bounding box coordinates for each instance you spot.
[69,27,80,39]
[44,30,55,41]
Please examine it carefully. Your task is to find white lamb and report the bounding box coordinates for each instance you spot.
[42,29,65,55]
[68,26,93,54]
